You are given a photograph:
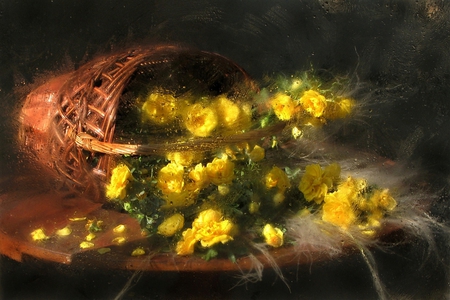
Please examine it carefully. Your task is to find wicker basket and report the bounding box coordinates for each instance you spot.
[19,45,260,200]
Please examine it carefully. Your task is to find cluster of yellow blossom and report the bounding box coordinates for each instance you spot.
[176,209,235,255]
[156,155,235,207]
[294,169,397,234]
[269,89,354,126]
[106,164,133,200]
[141,92,251,137]
[321,176,397,231]
[265,166,291,205]
[298,163,341,204]
[295,164,397,232]
[262,224,284,247]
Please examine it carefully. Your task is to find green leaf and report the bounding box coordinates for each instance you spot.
[203,249,218,261]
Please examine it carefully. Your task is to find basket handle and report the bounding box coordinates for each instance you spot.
[74,123,286,156]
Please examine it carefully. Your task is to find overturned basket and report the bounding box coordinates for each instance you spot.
[11,45,405,277]
[19,45,259,199]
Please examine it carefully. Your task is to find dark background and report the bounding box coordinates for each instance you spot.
[1,0,450,299]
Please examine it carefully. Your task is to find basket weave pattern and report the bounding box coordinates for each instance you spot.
[20,46,256,198]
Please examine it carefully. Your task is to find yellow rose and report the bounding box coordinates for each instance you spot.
[336,177,368,210]
[188,163,210,190]
[298,163,340,204]
[176,228,197,256]
[106,164,133,200]
[300,89,327,118]
[196,219,234,247]
[322,191,356,229]
[141,92,178,124]
[193,209,234,247]
[248,145,265,162]
[265,166,291,193]
[323,163,341,187]
[269,93,298,121]
[262,224,284,247]
[206,156,235,185]
[192,209,222,227]
[157,162,185,195]
[176,209,235,255]
[184,103,218,137]
[370,189,397,211]
[157,213,185,237]
[214,96,250,130]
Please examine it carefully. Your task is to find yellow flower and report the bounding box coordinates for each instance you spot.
[265,166,291,193]
[184,103,218,137]
[322,191,357,229]
[214,96,251,131]
[270,93,298,121]
[336,176,368,210]
[157,213,185,237]
[176,209,235,255]
[262,224,284,247]
[324,98,354,120]
[370,189,397,211]
[166,151,202,166]
[298,164,327,203]
[298,163,340,204]
[106,164,133,200]
[300,89,327,118]
[141,92,178,124]
[176,228,197,255]
[248,145,265,162]
[188,163,210,190]
[206,156,235,185]
[157,162,185,195]
[194,210,235,247]
[323,163,341,187]
[355,189,396,232]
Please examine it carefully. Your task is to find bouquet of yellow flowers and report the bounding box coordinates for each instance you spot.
[101,71,396,261]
